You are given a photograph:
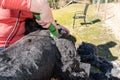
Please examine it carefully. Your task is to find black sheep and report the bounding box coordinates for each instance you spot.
[0,30,58,80]
[0,18,89,80]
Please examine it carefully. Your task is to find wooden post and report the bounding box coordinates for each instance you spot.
[101,0,108,21]
[97,0,101,14]
[104,0,108,21]
[52,0,58,9]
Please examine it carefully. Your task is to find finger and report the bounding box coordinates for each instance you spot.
[42,23,51,29]
[40,22,48,26]
[36,19,43,24]
[36,20,49,26]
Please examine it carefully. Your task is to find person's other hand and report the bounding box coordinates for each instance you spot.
[57,25,69,34]
[51,21,69,34]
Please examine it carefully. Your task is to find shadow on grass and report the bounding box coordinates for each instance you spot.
[97,41,118,61]
[80,19,101,26]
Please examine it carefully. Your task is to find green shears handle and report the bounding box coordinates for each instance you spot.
[34,13,58,37]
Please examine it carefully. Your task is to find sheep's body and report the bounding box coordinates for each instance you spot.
[0,30,58,80]
[0,30,89,80]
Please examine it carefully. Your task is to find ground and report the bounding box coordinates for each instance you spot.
[52,3,120,63]
[99,3,120,40]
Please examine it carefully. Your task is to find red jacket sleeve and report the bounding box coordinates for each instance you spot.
[1,0,31,11]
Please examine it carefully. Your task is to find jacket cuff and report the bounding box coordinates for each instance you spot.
[2,0,31,11]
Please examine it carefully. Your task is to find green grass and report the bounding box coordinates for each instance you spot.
[52,3,120,62]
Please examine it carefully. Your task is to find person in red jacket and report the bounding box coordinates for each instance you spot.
[0,0,68,51]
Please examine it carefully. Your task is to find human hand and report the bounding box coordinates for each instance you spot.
[51,21,69,34]
[57,24,69,34]
[30,0,54,28]
[35,5,54,28]
[35,12,53,28]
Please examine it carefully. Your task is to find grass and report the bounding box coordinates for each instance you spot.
[52,3,120,62]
